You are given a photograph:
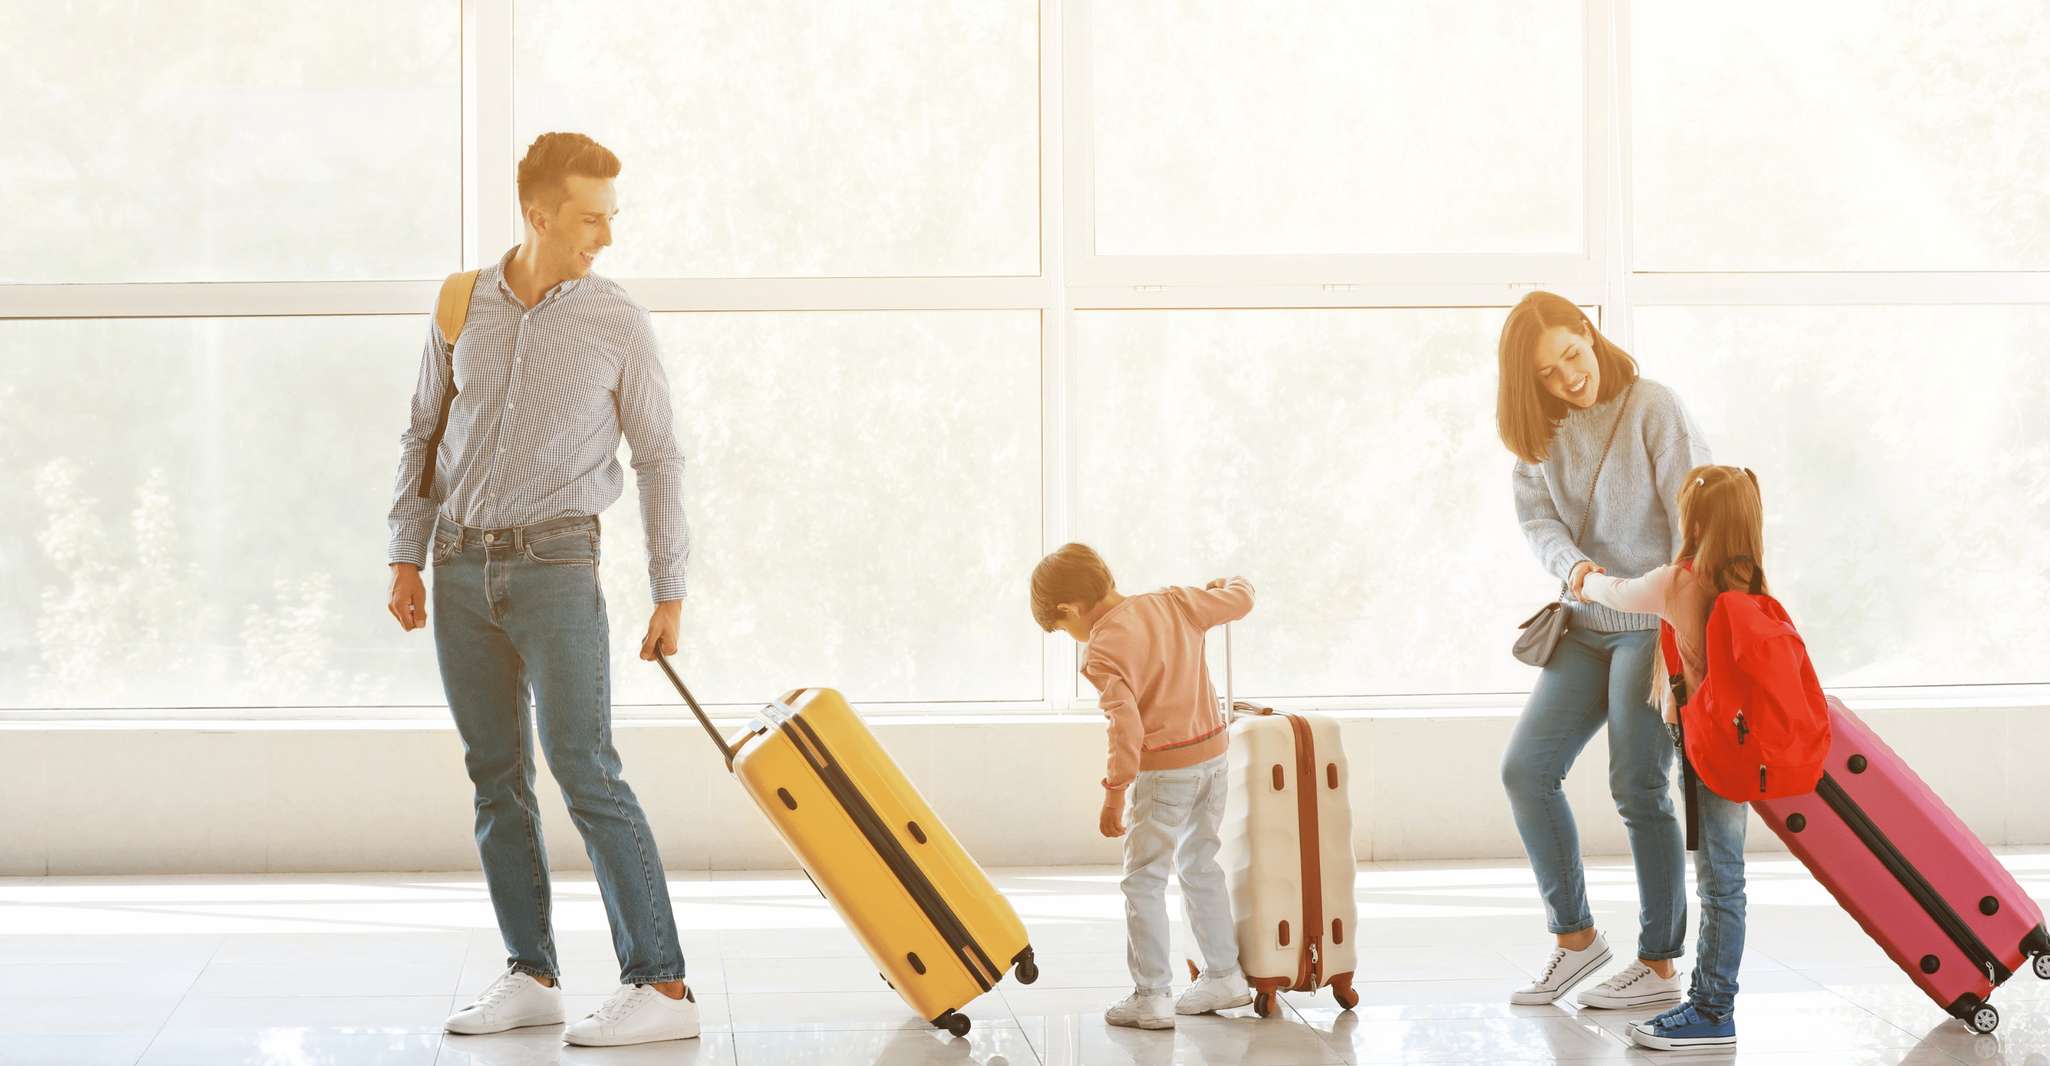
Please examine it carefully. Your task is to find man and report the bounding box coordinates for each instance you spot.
[385,132,697,1048]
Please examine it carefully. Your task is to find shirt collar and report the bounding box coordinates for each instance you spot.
[491,244,583,310]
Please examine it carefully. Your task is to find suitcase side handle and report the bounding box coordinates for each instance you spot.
[655,653,739,771]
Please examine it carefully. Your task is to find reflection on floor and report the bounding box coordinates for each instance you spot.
[3,853,2048,1064]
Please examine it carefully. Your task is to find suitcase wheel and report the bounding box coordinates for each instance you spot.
[935,1010,972,1037]
[1330,979,1359,1011]
[1015,957,1039,985]
[1253,990,1278,1018]
[1968,1004,2000,1034]
[2035,954,2050,981]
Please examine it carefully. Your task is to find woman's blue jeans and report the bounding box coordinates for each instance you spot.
[1501,626,1686,963]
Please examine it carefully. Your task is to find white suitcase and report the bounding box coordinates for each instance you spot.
[1212,625,1360,1016]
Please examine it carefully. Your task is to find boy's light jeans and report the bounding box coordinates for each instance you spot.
[1120,753,1240,993]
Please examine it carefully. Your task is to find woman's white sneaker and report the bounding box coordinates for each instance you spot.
[563,983,701,1047]
[1577,960,1685,1010]
[1510,934,1613,1005]
[445,967,564,1035]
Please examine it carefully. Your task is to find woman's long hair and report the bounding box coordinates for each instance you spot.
[1495,291,1640,464]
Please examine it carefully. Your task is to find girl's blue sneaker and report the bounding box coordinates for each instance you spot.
[1630,1002,1736,1051]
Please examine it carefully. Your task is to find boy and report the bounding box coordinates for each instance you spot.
[1031,543,1255,1029]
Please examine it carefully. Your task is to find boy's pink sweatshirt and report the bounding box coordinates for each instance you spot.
[1080,577,1255,794]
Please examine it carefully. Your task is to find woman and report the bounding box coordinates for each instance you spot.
[1495,292,1711,1011]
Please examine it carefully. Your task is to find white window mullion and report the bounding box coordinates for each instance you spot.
[1043,0,1082,712]
[1593,0,1634,348]
[1631,271,2050,306]
[469,0,517,268]
[0,282,440,320]
[1066,281,1605,311]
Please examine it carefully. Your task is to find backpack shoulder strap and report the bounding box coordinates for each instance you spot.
[415,270,479,501]
[435,270,481,346]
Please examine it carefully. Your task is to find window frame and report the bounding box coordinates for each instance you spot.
[2,0,2042,721]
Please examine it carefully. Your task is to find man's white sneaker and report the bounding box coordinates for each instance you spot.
[1510,934,1613,1005]
[1104,990,1175,1029]
[445,967,564,1035]
[1175,971,1255,1015]
[1577,960,1685,1010]
[562,983,701,1047]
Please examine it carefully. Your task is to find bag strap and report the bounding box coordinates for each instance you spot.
[1679,728,1701,852]
[435,269,480,342]
[415,270,481,499]
[1557,383,1635,600]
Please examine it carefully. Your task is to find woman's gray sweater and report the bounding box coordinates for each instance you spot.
[1512,378,1713,632]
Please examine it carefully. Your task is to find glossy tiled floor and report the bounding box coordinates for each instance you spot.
[3,854,2049,1065]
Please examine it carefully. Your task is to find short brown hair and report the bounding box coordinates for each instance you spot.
[1495,291,1640,464]
[516,132,621,213]
[1030,543,1115,632]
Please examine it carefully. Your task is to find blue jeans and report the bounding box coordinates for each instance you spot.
[430,514,686,985]
[1501,627,1686,962]
[1688,779,1748,1019]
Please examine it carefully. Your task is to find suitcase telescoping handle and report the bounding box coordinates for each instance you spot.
[654,653,739,772]
[1220,622,1272,721]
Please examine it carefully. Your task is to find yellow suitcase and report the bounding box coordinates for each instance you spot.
[657,657,1037,1035]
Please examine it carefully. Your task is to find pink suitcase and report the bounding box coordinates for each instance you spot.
[1754,696,2050,1033]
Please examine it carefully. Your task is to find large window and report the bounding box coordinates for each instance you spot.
[1086,1,1584,257]
[514,0,1039,278]
[1631,2,2050,272]
[2,2,461,283]
[1636,305,2050,688]
[5,0,2043,718]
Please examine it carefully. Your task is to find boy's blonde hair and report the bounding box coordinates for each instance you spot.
[1031,543,1115,632]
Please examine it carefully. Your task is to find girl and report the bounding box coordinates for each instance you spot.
[1581,465,1766,1052]
[1496,292,1712,1012]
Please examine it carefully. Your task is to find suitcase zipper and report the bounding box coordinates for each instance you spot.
[1814,773,2011,985]
[1284,712,1324,990]
[774,706,1003,993]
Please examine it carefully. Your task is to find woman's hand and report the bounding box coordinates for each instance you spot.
[1663,701,1680,726]
[1570,560,1606,599]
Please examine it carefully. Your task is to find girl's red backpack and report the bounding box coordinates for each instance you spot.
[1659,564,1831,808]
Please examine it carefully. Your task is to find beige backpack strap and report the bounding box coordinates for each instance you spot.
[434,270,480,346]
[414,270,478,501]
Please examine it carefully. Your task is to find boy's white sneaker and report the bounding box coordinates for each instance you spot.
[1510,934,1613,1005]
[1176,972,1255,1015]
[445,967,564,1035]
[1104,990,1175,1030]
[1577,960,1685,1010]
[562,983,701,1047]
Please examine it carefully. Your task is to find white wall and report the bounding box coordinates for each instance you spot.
[5,702,2043,877]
